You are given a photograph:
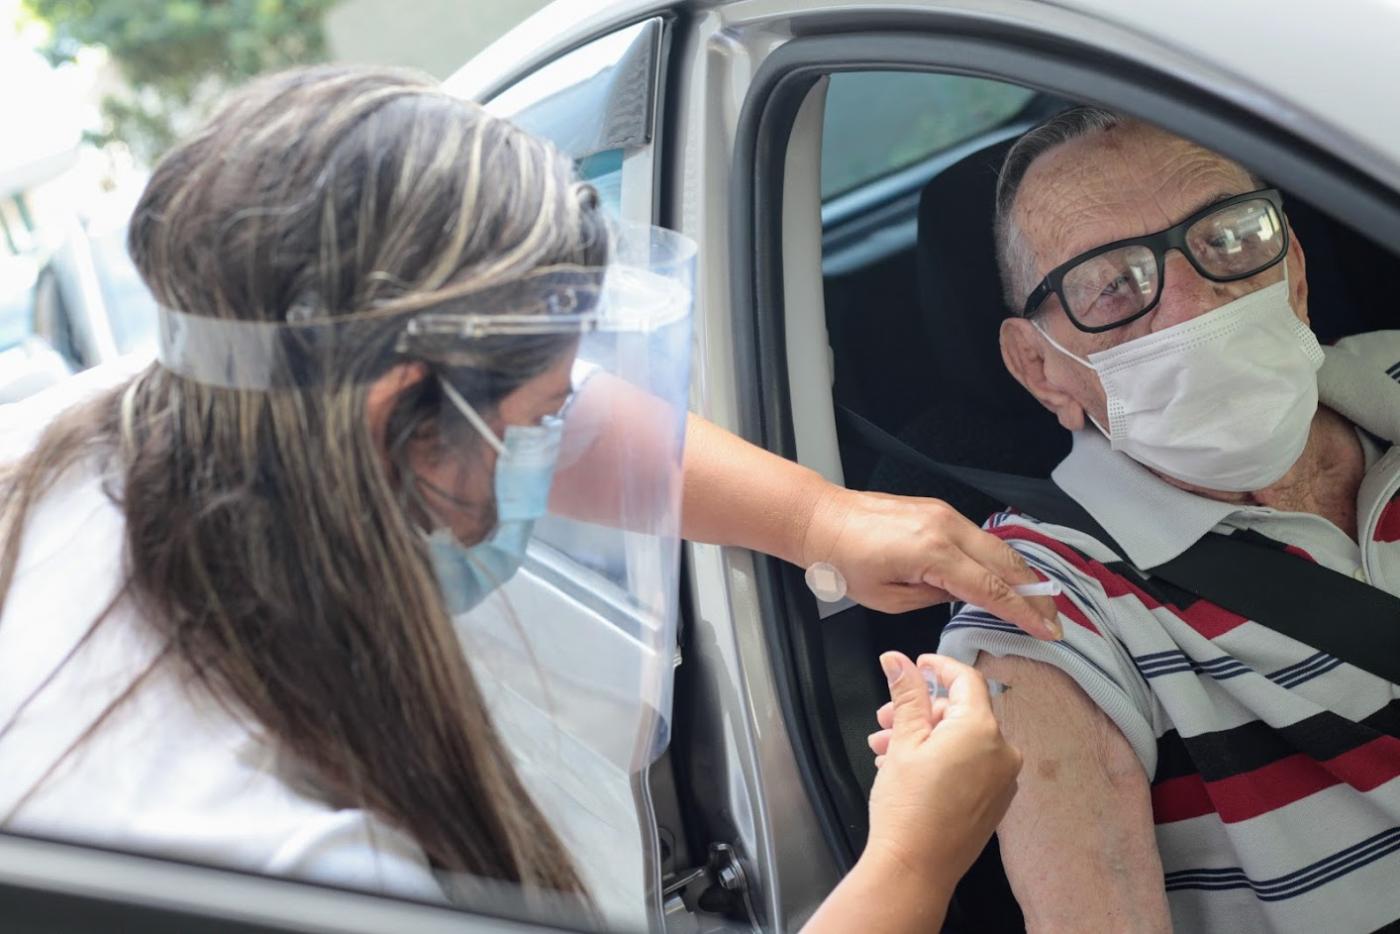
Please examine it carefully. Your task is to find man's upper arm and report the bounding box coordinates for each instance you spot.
[977,653,1170,934]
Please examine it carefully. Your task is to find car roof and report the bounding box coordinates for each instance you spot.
[446,0,1400,193]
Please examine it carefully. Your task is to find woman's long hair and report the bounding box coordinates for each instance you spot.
[0,66,607,896]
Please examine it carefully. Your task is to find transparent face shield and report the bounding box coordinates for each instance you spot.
[155,225,696,900]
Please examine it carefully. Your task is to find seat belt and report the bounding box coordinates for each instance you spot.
[836,405,1128,552]
[837,404,1400,686]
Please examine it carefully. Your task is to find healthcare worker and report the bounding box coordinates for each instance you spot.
[0,66,1032,930]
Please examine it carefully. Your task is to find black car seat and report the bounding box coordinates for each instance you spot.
[866,136,1068,507]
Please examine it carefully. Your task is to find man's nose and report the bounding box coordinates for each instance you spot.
[1150,250,1240,331]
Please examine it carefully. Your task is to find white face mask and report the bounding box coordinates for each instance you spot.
[1034,267,1325,492]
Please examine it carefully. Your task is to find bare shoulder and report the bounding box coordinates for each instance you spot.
[974,652,1145,786]
[973,653,1169,931]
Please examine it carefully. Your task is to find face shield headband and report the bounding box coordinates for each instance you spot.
[153,223,698,779]
[154,267,619,391]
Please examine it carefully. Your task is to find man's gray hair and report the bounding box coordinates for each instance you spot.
[993,105,1122,312]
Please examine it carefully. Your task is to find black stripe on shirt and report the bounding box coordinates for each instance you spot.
[1153,700,1400,784]
[1131,650,1343,689]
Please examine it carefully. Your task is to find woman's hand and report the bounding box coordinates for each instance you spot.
[801,486,1061,639]
[677,415,1059,638]
[864,652,1022,881]
[800,652,1022,934]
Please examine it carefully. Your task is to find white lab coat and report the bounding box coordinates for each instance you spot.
[0,358,445,901]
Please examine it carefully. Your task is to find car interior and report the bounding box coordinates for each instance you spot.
[786,71,1400,932]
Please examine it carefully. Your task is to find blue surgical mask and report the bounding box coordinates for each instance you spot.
[424,378,565,616]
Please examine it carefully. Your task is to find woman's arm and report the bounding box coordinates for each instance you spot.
[803,653,1022,934]
[681,413,1060,636]
[550,374,1057,636]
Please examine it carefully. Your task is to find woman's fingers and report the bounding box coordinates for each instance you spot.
[922,542,1062,641]
[880,651,934,747]
[955,524,1061,630]
[875,682,947,734]
[917,653,993,717]
[868,728,892,757]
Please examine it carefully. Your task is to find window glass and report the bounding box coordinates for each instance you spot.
[485,19,658,163]
[821,72,1034,199]
[576,148,624,215]
[483,27,660,597]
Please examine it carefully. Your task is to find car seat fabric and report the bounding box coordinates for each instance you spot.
[867,136,1068,507]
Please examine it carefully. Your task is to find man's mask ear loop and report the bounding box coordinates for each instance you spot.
[1030,315,1114,442]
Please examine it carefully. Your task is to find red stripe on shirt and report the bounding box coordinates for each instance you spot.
[1051,592,1099,635]
[1284,543,1318,562]
[1204,753,1339,823]
[1174,600,1250,640]
[1153,772,1217,824]
[1373,499,1400,544]
[1326,735,1400,792]
[1155,736,1400,826]
[988,523,1162,606]
[991,518,1252,639]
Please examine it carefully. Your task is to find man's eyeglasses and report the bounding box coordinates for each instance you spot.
[1020,188,1289,333]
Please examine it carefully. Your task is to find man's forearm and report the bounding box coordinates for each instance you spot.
[680,412,830,565]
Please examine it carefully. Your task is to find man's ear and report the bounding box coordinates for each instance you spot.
[1284,220,1309,325]
[1000,318,1086,432]
[366,361,430,459]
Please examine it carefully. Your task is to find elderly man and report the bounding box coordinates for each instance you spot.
[906,108,1400,932]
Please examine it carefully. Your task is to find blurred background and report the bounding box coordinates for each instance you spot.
[0,0,551,401]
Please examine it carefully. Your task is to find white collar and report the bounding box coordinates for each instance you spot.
[1050,430,1240,568]
[1050,333,1400,567]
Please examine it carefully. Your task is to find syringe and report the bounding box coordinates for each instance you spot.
[924,669,1010,699]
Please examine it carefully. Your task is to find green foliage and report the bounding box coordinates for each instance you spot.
[24,0,341,161]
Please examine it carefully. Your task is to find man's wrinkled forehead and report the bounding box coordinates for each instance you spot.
[1014,123,1256,272]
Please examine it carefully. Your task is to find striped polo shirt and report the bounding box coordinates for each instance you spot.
[939,331,1400,933]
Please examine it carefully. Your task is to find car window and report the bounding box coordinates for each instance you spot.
[483,23,662,592]
[576,148,623,215]
[820,72,1034,200]
[486,20,659,161]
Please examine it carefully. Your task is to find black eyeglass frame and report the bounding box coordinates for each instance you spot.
[1019,187,1289,333]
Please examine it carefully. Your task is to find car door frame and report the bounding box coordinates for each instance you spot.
[0,830,586,933]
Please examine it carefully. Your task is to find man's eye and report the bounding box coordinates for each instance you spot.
[1100,275,1130,297]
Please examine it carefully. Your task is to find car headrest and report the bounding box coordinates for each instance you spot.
[913,135,1068,476]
